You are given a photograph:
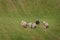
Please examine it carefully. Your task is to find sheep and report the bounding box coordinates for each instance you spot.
[20,20,27,28]
[32,23,37,28]
[27,22,33,28]
[43,21,49,29]
[28,22,37,28]
[35,20,40,25]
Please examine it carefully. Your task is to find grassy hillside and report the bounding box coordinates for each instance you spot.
[0,0,60,40]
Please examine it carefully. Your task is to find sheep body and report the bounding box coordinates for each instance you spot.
[28,22,37,28]
[43,21,49,28]
[32,23,37,28]
[28,22,33,28]
[21,20,27,28]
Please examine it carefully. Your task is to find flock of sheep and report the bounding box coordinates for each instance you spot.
[20,20,49,29]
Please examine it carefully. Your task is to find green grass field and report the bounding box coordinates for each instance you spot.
[0,0,60,40]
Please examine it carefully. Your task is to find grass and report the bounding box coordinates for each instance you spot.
[0,0,60,40]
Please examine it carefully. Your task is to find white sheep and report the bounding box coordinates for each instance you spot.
[32,23,37,28]
[43,21,49,28]
[28,22,33,28]
[28,22,37,28]
[20,20,27,28]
